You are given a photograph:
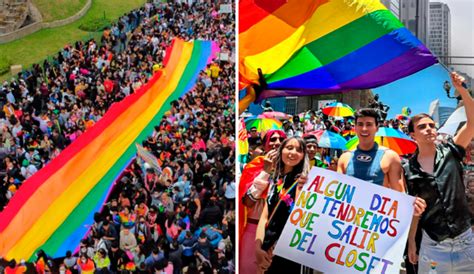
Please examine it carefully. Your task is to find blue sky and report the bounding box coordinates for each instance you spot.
[374,64,458,119]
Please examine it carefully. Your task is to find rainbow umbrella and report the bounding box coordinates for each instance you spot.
[345,127,417,155]
[245,117,282,133]
[322,102,355,117]
[258,111,291,120]
[402,107,412,116]
[307,130,347,150]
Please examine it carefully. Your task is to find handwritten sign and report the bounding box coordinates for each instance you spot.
[274,167,415,274]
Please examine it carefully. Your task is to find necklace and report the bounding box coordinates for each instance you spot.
[267,174,297,226]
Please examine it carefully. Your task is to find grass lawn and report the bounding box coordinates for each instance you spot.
[32,0,88,22]
[0,0,146,81]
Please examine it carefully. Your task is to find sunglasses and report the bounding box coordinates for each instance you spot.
[270,137,285,142]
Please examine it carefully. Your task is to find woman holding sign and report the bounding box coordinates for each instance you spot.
[239,130,287,274]
[255,137,310,273]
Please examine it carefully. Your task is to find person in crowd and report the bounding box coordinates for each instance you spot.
[76,254,95,274]
[303,133,327,168]
[247,126,262,147]
[238,129,286,274]
[35,250,52,274]
[255,137,310,273]
[405,72,474,273]
[336,108,426,211]
[0,2,237,273]
[63,250,77,271]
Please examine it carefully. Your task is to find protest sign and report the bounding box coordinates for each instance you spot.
[274,167,415,274]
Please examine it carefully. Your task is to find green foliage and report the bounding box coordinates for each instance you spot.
[78,17,112,32]
[32,0,88,22]
[0,56,12,76]
[0,0,146,81]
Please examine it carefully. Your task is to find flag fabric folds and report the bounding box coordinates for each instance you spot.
[0,39,217,261]
[136,144,162,173]
[239,0,438,100]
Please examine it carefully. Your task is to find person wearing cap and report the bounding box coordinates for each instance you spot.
[303,134,327,169]
[248,126,262,147]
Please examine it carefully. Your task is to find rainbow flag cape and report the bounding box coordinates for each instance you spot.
[239,0,437,100]
[238,119,249,164]
[0,39,217,261]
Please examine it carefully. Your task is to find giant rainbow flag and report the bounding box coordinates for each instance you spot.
[0,39,217,261]
[239,0,438,100]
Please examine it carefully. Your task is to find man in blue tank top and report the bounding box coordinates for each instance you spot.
[337,108,426,215]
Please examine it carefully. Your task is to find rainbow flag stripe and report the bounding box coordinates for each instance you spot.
[239,0,437,100]
[0,39,217,261]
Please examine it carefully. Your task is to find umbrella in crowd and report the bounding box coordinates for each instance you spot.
[245,117,282,133]
[402,106,412,116]
[322,102,355,117]
[438,106,466,136]
[346,127,417,155]
[395,114,410,124]
[306,130,348,150]
[258,111,291,120]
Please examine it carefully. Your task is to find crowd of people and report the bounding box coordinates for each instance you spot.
[244,97,431,170]
[239,73,474,274]
[1,1,235,273]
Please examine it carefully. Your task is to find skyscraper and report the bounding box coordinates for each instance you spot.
[400,0,430,44]
[429,2,451,65]
[438,106,456,126]
[381,0,401,19]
